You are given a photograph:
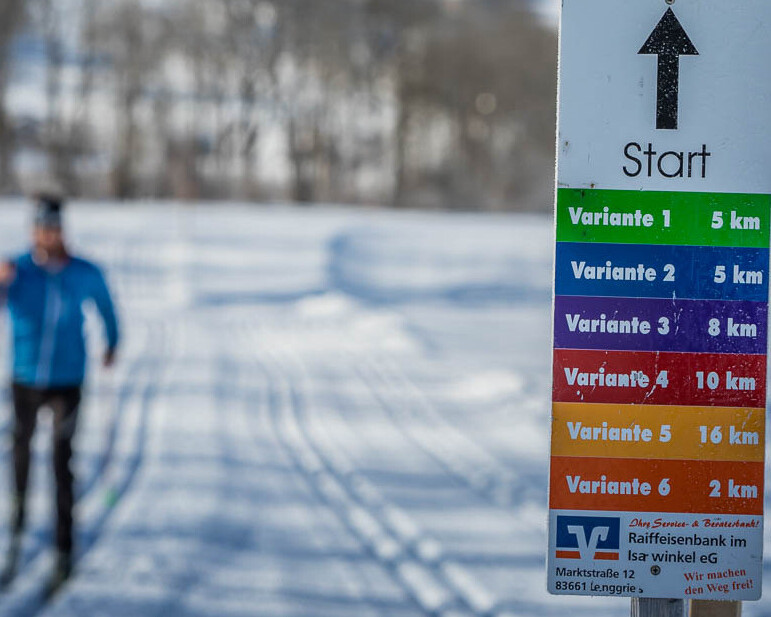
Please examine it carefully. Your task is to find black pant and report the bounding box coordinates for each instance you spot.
[11,382,82,554]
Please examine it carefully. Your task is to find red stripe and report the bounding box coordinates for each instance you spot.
[553,349,766,407]
[555,550,581,559]
[594,552,620,561]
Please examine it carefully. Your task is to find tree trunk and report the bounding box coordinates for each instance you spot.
[392,71,410,208]
[0,0,24,193]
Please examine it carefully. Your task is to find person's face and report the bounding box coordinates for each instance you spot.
[33,226,65,255]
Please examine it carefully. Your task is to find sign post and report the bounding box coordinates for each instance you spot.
[690,600,742,617]
[547,1,771,615]
[631,599,685,617]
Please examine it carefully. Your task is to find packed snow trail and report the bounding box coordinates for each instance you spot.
[0,202,767,616]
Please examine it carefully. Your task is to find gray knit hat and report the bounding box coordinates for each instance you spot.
[33,194,64,229]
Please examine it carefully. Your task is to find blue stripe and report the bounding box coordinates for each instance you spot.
[555,243,769,301]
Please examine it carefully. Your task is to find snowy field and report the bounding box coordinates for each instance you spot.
[0,201,767,617]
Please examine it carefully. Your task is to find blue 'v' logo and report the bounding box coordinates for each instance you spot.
[556,516,620,560]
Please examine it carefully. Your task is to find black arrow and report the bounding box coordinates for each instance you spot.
[638,8,698,130]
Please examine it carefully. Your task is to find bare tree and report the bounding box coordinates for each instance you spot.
[92,1,171,199]
[0,0,25,192]
[31,0,82,194]
[220,0,277,199]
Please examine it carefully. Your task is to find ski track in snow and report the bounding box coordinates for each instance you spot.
[0,201,768,616]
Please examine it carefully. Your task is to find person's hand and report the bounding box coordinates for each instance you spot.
[0,262,16,286]
[103,348,117,368]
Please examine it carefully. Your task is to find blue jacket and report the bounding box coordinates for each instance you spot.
[4,252,120,388]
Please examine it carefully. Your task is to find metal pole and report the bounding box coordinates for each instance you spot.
[690,601,742,617]
[631,598,686,617]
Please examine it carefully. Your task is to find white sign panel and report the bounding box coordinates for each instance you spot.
[558,0,771,194]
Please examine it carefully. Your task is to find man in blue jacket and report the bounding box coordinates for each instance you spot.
[0,195,119,595]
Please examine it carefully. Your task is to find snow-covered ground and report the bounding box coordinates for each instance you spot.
[0,201,766,617]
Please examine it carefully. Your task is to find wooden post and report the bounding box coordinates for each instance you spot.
[631,598,686,617]
[690,601,742,617]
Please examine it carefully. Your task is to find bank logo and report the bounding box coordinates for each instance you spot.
[556,516,620,561]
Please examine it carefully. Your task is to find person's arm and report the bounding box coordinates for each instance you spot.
[0,261,17,304]
[90,266,120,367]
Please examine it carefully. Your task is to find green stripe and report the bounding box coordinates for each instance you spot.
[556,189,771,248]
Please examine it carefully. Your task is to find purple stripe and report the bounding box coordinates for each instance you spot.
[554,296,768,355]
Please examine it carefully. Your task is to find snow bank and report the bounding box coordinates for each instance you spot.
[328,214,553,304]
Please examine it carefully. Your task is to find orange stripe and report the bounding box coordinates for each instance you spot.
[594,552,620,561]
[550,456,764,515]
[555,551,581,559]
[551,403,765,462]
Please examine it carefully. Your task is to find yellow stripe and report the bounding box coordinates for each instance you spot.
[552,403,764,462]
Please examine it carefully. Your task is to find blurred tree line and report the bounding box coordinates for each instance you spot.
[0,0,557,211]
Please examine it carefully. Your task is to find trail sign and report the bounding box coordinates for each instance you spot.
[548,0,771,602]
